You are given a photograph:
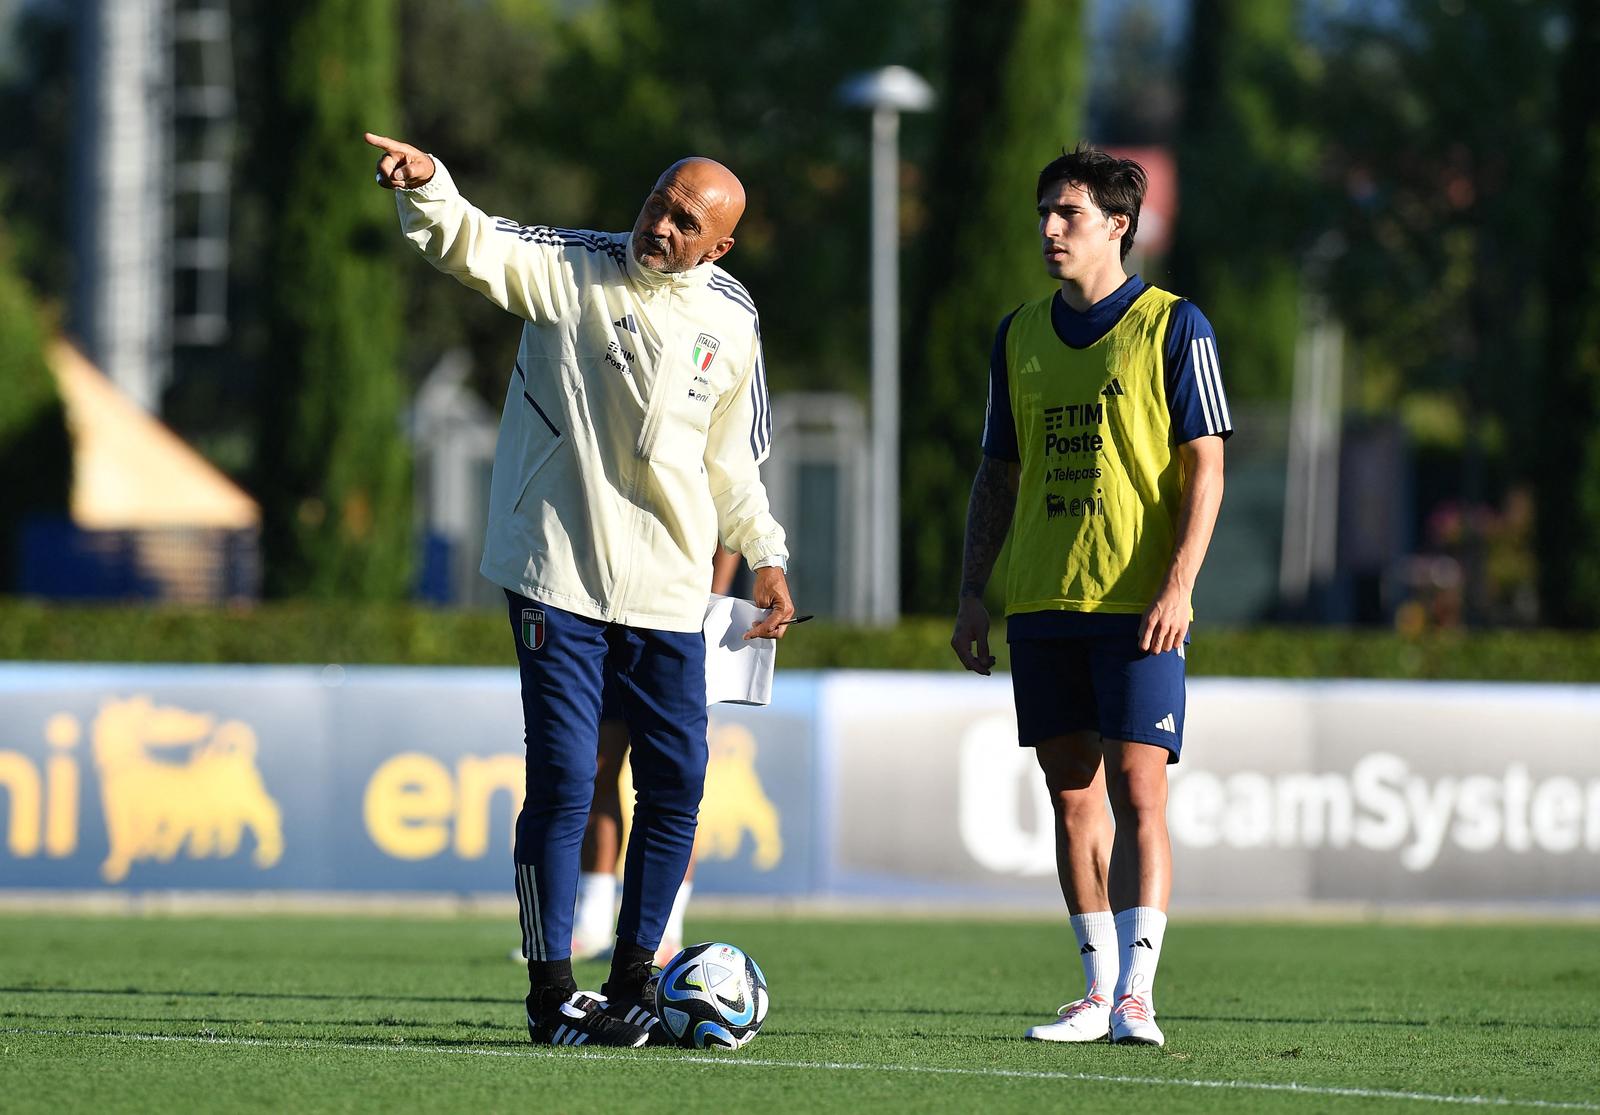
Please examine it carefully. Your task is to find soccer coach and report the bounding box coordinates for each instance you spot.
[367,133,795,1047]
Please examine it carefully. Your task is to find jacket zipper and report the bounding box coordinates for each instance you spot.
[634,286,677,460]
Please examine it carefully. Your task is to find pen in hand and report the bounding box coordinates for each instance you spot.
[777,614,815,627]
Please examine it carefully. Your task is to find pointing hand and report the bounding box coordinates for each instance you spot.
[363,132,435,190]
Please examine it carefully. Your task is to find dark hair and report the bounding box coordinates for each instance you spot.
[1036,143,1148,261]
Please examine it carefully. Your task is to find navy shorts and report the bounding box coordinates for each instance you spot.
[1008,627,1187,762]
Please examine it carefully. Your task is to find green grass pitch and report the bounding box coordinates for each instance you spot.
[2,911,1597,1113]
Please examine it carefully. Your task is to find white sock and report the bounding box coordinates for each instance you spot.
[1113,906,1167,1003]
[1069,911,1118,1002]
[663,881,693,944]
[574,871,617,942]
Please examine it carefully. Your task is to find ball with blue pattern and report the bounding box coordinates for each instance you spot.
[650,941,769,1050]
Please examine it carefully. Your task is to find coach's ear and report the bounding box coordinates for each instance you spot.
[698,234,735,266]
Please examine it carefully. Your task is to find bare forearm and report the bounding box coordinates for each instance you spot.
[959,455,1018,599]
[1165,440,1225,590]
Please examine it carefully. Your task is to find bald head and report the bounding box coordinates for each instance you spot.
[630,156,746,272]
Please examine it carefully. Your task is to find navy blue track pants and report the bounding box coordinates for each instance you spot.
[506,590,707,960]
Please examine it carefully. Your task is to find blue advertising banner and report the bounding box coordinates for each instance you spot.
[0,665,822,895]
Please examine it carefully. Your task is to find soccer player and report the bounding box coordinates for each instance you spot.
[369,134,795,1048]
[950,145,1229,1047]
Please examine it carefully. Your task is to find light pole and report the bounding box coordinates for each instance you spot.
[839,65,934,626]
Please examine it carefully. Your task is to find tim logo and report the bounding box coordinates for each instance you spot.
[617,721,782,871]
[1046,492,1068,519]
[521,609,546,651]
[93,697,283,884]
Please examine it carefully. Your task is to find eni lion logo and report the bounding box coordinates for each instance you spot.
[698,723,782,869]
[618,721,782,870]
[92,696,284,883]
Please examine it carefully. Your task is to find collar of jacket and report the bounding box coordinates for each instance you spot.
[623,234,717,294]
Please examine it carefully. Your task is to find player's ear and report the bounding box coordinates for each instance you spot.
[1108,212,1130,243]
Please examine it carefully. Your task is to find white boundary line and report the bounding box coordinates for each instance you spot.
[2,1027,1596,1111]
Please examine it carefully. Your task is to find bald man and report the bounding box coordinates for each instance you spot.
[367,134,794,1048]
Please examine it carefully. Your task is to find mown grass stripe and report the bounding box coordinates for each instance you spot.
[3,1027,1594,1112]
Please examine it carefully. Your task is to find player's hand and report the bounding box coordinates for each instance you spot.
[363,132,435,190]
[951,595,996,675]
[744,566,795,640]
[1139,578,1192,655]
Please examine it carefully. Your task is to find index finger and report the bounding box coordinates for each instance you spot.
[363,131,406,153]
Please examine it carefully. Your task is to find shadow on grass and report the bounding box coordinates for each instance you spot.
[0,985,509,1006]
[0,1009,513,1033]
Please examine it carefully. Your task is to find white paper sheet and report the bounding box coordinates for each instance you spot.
[702,593,776,706]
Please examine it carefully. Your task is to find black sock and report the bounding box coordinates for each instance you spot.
[528,958,576,1017]
[603,940,655,1000]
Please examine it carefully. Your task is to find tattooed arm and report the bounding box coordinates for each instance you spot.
[950,454,1020,675]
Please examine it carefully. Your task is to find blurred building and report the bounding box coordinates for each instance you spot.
[20,341,261,603]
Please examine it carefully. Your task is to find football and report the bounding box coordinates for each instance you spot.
[650,941,769,1049]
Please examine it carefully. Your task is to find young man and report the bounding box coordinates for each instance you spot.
[369,134,795,1048]
[950,145,1229,1047]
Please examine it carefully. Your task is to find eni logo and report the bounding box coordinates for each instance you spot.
[617,721,783,871]
[362,720,784,869]
[697,723,783,870]
[0,699,284,881]
[92,697,284,883]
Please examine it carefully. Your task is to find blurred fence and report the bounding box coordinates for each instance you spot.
[0,664,1595,906]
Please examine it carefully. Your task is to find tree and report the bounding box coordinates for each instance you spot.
[252,0,412,599]
[899,0,1088,612]
[1167,0,1316,404]
[1538,0,1600,625]
[0,218,71,590]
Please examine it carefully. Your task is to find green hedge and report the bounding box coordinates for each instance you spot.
[1,600,1598,680]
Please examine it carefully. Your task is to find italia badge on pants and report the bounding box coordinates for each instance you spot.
[521,608,545,651]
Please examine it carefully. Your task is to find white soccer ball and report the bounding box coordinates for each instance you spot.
[651,941,769,1050]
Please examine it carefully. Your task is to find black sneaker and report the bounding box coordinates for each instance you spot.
[526,991,649,1048]
[600,971,673,1046]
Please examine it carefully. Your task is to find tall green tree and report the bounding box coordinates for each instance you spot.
[0,218,71,591]
[253,0,411,598]
[900,0,1088,612]
[1168,0,1315,404]
[1538,0,1600,625]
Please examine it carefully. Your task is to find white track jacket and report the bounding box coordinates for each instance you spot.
[396,162,788,632]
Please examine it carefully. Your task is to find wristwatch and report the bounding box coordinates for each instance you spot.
[751,555,788,574]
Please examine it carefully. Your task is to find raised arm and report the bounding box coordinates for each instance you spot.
[365,132,578,323]
[951,454,1020,675]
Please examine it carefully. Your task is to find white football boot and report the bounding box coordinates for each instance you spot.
[1024,994,1111,1042]
[1110,992,1164,1046]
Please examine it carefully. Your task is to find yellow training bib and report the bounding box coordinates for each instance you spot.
[1004,286,1184,616]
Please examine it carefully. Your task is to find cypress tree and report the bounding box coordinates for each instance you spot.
[901,0,1088,612]
[0,222,71,590]
[1168,0,1313,402]
[1538,0,1600,625]
[254,0,410,599]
